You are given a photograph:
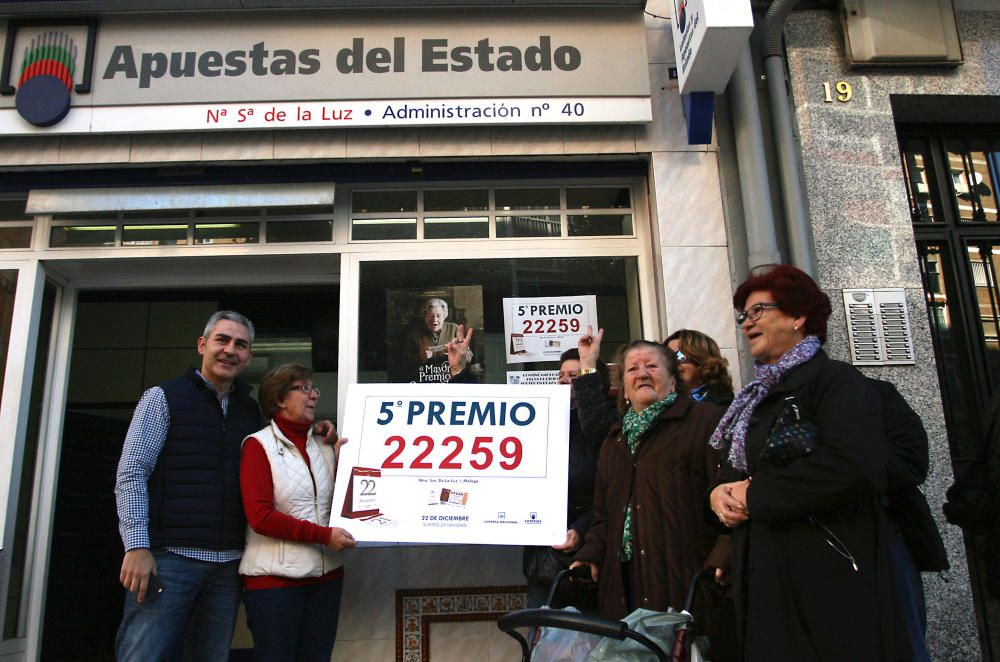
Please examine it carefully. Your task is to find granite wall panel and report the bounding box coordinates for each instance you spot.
[786,11,1000,659]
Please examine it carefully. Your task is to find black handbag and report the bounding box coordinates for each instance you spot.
[761,395,820,465]
[523,546,575,585]
[522,546,597,610]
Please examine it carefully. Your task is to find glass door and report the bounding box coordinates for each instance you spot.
[902,129,1000,661]
[0,263,62,658]
[42,286,339,660]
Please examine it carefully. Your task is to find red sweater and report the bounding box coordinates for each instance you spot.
[240,415,343,590]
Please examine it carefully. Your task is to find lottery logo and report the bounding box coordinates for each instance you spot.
[674,0,687,33]
[15,31,77,127]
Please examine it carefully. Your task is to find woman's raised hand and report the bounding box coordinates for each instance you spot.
[577,325,604,371]
[447,325,474,376]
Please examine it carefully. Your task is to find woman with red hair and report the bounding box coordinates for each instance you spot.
[708,265,896,660]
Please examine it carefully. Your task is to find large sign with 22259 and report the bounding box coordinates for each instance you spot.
[329,383,570,546]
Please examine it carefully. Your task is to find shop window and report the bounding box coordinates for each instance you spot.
[350,185,636,241]
[50,224,117,248]
[496,188,560,211]
[0,226,32,249]
[267,220,333,243]
[50,205,332,248]
[193,222,260,245]
[424,216,489,240]
[357,256,638,384]
[352,218,418,241]
[352,190,417,213]
[122,224,189,246]
[0,199,32,249]
[351,190,419,240]
[567,213,633,237]
[567,186,631,209]
[496,215,561,237]
[424,189,488,212]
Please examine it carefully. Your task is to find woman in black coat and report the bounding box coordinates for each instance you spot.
[708,265,896,661]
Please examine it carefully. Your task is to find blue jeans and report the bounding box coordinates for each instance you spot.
[889,526,931,662]
[115,551,242,662]
[243,577,344,662]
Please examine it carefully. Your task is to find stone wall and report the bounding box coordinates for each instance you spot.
[784,10,1000,660]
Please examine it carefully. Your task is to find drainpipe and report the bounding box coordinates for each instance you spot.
[728,43,782,271]
[761,0,817,276]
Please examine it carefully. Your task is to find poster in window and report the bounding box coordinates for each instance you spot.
[503,295,598,364]
[386,285,484,383]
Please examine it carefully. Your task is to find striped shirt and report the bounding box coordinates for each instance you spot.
[114,370,243,564]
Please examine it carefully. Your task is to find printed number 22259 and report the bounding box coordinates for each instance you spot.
[521,318,580,334]
[381,435,522,471]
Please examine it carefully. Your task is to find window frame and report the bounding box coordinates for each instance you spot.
[349,184,638,242]
[901,128,1000,444]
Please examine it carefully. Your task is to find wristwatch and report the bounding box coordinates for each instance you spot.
[578,368,597,376]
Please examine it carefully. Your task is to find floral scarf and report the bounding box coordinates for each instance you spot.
[620,393,678,562]
[709,335,821,473]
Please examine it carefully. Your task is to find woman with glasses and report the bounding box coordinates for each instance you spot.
[664,329,735,407]
[709,265,895,661]
[239,363,357,661]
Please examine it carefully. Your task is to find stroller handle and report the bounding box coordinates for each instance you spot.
[497,608,630,640]
[496,609,671,662]
[683,568,715,615]
[545,565,592,606]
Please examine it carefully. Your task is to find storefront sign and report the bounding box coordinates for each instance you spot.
[670,0,753,95]
[0,10,651,133]
[329,383,570,545]
[503,295,597,365]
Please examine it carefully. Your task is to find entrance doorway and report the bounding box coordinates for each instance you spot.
[41,285,338,660]
[900,128,1000,659]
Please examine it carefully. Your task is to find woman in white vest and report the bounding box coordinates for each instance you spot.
[240,363,356,661]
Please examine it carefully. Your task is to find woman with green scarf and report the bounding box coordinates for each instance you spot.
[571,340,736,660]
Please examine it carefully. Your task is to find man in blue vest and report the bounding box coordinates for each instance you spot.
[114,310,263,661]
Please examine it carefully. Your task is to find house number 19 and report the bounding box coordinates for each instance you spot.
[823,81,853,103]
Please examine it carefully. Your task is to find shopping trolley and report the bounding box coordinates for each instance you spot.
[497,566,711,662]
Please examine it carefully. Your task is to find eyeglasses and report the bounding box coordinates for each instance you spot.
[735,302,780,325]
[675,350,692,365]
[291,383,320,397]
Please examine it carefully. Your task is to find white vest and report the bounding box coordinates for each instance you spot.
[239,421,343,578]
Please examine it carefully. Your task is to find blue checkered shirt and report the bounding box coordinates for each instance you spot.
[114,370,243,563]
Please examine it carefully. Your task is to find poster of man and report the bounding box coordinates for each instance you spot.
[387,286,484,383]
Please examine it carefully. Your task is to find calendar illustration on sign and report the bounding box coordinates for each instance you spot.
[340,466,381,519]
[510,333,526,355]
